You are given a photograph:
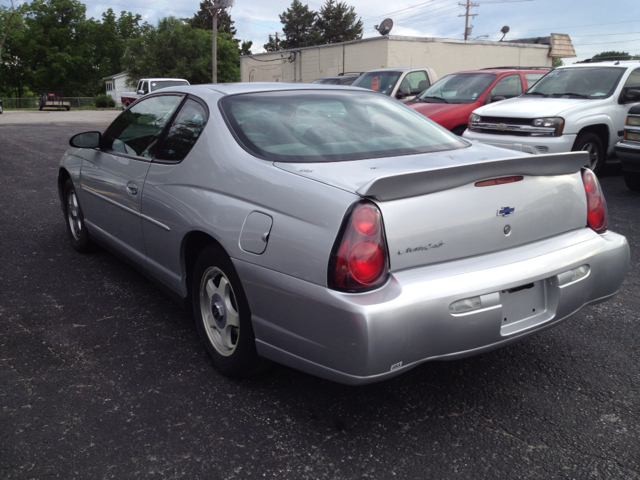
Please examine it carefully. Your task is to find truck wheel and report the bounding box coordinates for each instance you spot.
[572,133,604,174]
[66,106,70,111]
[623,171,640,191]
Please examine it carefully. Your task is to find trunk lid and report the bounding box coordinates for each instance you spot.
[275,147,590,272]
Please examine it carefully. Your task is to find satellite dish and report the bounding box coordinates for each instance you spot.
[500,25,509,41]
[375,18,394,36]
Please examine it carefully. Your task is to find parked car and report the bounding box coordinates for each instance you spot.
[312,73,362,85]
[350,66,438,102]
[120,77,190,109]
[407,67,549,135]
[615,104,640,190]
[58,83,629,385]
[463,60,640,174]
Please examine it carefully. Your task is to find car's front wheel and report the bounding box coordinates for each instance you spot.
[192,244,267,378]
[63,179,95,252]
[573,132,604,174]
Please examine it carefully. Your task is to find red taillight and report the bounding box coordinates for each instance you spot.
[582,169,607,232]
[330,202,389,291]
[475,176,524,187]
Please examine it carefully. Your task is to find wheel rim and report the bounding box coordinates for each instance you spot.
[199,267,240,356]
[66,190,82,241]
[581,141,600,170]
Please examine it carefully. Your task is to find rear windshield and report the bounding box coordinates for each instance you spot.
[150,80,189,92]
[220,90,466,163]
[312,78,341,84]
[525,67,625,99]
[351,71,402,95]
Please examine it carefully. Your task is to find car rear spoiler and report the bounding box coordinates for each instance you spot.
[357,151,589,201]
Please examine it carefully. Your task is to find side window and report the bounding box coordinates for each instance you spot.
[103,95,184,159]
[490,75,523,99]
[156,99,208,161]
[401,71,430,94]
[622,68,640,102]
[524,73,546,88]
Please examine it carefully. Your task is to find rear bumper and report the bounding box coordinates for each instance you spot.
[462,130,577,155]
[234,229,629,385]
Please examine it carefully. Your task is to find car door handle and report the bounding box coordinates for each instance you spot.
[126,181,138,195]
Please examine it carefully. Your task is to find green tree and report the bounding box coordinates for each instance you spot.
[552,58,564,67]
[279,0,320,49]
[592,51,631,60]
[0,2,30,96]
[240,39,252,56]
[0,0,18,52]
[315,0,362,44]
[122,16,239,85]
[263,33,281,52]
[22,0,94,96]
[189,1,236,36]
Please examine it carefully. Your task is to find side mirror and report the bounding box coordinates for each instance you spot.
[396,87,411,99]
[491,95,507,103]
[137,90,145,95]
[623,89,640,103]
[69,131,101,149]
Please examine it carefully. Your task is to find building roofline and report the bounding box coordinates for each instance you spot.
[240,34,550,58]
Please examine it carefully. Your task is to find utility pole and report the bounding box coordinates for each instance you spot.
[206,0,234,83]
[458,0,478,41]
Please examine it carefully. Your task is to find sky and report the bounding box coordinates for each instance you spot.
[24,0,640,62]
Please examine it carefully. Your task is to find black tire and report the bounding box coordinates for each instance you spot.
[451,125,466,136]
[623,171,640,191]
[572,132,604,175]
[66,106,70,111]
[63,179,96,253]
[192,244,268,378]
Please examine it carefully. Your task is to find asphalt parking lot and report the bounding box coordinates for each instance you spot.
[1,111,639,479]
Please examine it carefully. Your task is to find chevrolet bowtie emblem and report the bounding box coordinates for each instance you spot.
[497,206,515,216]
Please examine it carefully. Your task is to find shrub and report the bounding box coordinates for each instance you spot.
[94,94,116,108]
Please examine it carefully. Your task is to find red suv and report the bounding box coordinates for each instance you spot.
[407,67,550,135]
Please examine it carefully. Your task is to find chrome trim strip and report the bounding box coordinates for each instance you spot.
[141,214,171,231]
[82,187,171,231]
[83,187,140,216]
[470,122,555,134]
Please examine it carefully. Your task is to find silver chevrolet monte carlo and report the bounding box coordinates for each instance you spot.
[57,83,630,385]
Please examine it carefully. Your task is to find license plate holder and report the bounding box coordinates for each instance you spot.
[500,280,548,335]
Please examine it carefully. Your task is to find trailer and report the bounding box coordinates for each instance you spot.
[38,92,70,111]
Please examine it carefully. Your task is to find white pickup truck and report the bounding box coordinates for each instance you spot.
[463,60,640,174]
[121,78,190,108]
[350,66,438,103]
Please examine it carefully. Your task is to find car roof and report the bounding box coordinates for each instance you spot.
[314,74,361,80]
[143,78,190,82]
[362,66,430,73]
[444,68,550,75]
[158,82,369,97]
[557,61,640,69]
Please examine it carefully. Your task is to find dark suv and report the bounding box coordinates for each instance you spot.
[311,73,362,86]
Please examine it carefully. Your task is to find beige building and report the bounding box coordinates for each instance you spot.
[241,34,575,83]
